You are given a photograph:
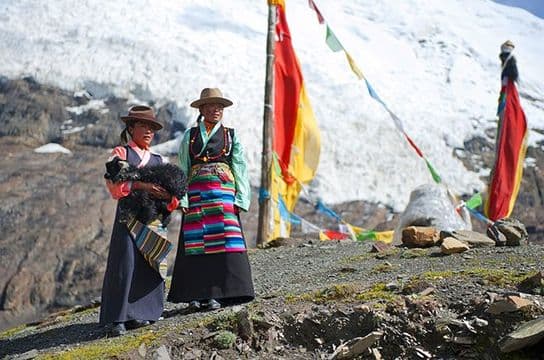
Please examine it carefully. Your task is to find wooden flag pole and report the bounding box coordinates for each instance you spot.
[257,3,277,246]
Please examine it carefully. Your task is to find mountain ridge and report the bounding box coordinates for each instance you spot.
[1,0,543,209]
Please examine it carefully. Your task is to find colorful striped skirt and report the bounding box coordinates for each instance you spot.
[183,162,246,255]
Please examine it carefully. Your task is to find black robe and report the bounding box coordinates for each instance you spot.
[99,147,164,324]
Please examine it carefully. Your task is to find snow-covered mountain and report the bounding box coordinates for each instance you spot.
[1,0,543,210]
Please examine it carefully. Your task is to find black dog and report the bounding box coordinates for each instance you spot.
[104,157,187,226]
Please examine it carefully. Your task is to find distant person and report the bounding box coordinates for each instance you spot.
[100,105,179,336]
[168,88,254,310]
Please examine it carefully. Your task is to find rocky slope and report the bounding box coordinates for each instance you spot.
[1,75,543,338]
[1,240,544,359]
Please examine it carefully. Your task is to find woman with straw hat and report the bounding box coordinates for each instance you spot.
[168,88,254,310]
[100,105,179,336]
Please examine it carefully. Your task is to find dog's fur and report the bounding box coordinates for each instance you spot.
[104,157,187,226]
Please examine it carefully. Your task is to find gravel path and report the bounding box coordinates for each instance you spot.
[2,240,543,359]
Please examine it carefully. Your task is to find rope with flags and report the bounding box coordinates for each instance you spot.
[307,0,442,184]
[308,0,510,225]
[305,3,528,224]
[277,177,487,244]
[260,1,496,243]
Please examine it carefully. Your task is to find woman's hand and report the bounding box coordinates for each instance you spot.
[132,181,172,200]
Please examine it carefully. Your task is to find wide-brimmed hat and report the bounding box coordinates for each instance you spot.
[190,88,233,108]
[121,105,163,130]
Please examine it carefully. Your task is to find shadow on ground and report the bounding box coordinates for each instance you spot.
[0,323,104,357]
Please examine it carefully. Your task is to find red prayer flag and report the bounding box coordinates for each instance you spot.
[485,79,528,221]
[273,4,303,181]
[322,230,350,240]
[308,0,325,24]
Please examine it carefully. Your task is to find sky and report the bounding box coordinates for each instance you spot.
[0,0,543,211]
[492,0,544,18]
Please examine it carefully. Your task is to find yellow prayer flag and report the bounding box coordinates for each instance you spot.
[345,52,364,80]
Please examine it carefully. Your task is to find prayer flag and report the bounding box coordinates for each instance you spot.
[320,229,350,241]
[485,79,528,221]
[325,25,343,52]
[269,1,321,241]
[308,0,325,24]
[349,224,394,244]
[346,52,364,80]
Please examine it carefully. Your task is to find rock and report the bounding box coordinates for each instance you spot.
[441,237,470,254]
[182,349,202,360]
[2,269,34,310]
[418,287,435,297]
[353,304,372,313]
[385,282,400,291]
[401,226,440,248]
[402,279,433,295]
[488,295,533,314]
[371,348,383,360]
[0,139,118,330]
[371,242,392,253]
[393,183,472,244]
[138,343,147,358]
[473,317,489,327]
[414,347,432,358]
[499,316,544,353]
[518,271,544,294]
[451,336,475,345]
[487,224,507,246]
[329,331,383,359]
[152,345,171,360]
[443,230,496,247]
[209,351,224,360]
[236,308,254,340]
[252,312,280,330]
[0,77,70,145]
[236,342,251,353]
[12,349,39,360]
[487,218,528,246]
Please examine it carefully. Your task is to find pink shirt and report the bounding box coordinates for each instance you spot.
[106,141,148,199]
[105,141,179,211]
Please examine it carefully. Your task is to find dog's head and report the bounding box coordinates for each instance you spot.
[104,157,133,182]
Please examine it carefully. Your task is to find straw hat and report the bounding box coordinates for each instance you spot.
[190,88,233,108]
[121,105,163,130]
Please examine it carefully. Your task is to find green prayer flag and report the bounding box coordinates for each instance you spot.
[425,160,442,184]
[326,25,343,52]
[272,152,283,175]
[356,231,377,241]
[465,193,483,210]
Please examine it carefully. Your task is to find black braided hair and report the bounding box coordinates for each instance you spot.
[120,120,135,145]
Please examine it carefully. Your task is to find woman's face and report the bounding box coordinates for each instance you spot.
[129,121,155,149]
[200,103,224,123]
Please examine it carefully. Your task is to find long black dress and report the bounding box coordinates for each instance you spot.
[167,225,254,304]
[167,125,254,305]
[99,146,164,325]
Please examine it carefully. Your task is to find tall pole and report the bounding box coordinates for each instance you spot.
[257,3,277,246]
